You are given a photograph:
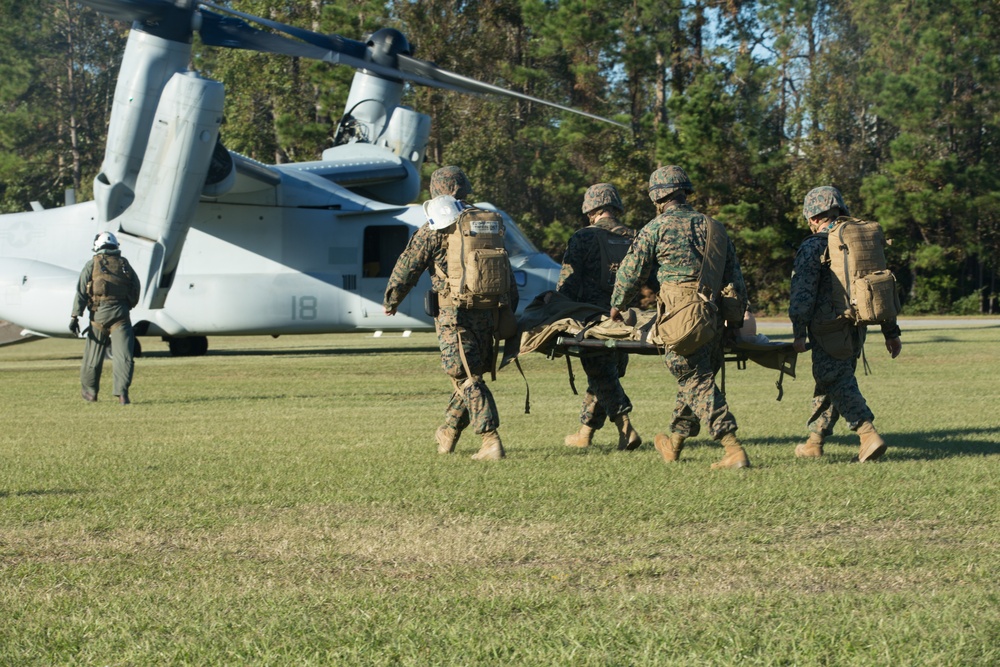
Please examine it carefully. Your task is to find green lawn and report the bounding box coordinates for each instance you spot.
[1,323,998,665]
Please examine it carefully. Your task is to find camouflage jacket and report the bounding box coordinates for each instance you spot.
[71,250,141,326]
[557,216,636,310]
[611,202,747,312]
[383,221,519,313]
[789,233,901,340]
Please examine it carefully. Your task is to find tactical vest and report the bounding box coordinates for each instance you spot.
[89,254,133,305]
[440,207,510,309]
[594,225,635,296]
[823,218,900,325]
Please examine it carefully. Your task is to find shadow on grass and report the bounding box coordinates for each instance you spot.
[749,428,999,461]
[0,488,83,498]
[876,427,1000,460]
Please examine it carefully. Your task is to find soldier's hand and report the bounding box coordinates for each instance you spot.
[609,307,623,322]
[885,336,902,359]
[384,307,397,316]
[69,316,80,336]
[793,337,808,353]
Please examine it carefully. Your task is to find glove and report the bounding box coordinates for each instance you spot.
[69,316,80,336]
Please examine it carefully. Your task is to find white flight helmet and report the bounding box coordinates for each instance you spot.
[423,194,464,231]
[92,231,119,252]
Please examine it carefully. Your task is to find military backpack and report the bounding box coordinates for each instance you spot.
[440,207,511,310]
[823,218,900,326]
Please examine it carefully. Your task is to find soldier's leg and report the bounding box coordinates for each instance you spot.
[812,347,873,430]
[669,345,747,468]
[80,329,108,400]
[435,315,470,453]
[439,312,501,436]
[666,346,736,437]
[109,320,135,399]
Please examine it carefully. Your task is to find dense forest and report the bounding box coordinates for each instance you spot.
[1,0,998,313]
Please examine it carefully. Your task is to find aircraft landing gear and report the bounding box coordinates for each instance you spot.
[166,335,208,357]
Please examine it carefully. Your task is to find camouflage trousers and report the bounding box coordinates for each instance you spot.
[80,318,135,398]
[663,334,737,440]
[436,308,500,435]
[806,342,874,434]
[577,350,632,428]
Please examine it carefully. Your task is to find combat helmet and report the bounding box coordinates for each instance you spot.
[648,165,693,203]
[582,183,624,215]
[92,231,119,252]
[802,186,849,220]
[429,166,473,200]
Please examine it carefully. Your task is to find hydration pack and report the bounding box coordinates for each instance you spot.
[594,225,635,296]
[824,218,900,325]
[441,207,511,309]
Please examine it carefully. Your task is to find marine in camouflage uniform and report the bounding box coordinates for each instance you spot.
[69,232,141,404]
[610,166,751,469]
[790,186,902,462]
[383,166,518,461]
[558,183,641,450]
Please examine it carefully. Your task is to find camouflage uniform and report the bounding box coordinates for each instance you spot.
[612,201,748,441]
[71,249,141,401]
[557,214,636,429]
[384,221,518,437]
[790,189,902,436]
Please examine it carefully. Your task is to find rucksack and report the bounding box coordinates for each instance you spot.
[824,218,900,325]
[594,225,635,296]
[441,207,511,310]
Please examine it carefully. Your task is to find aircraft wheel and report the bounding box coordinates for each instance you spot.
[167,336,208,357]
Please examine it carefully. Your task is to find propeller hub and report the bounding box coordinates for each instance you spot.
[366,29,411,67]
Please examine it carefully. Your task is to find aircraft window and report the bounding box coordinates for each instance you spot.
[362,225,410,277]
[502,217,541,257]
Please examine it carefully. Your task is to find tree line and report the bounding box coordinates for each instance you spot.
[1,0,997,314]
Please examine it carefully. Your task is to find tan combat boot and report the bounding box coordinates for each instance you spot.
[612,414,642,451]
[435,425,460,454]
[711,432,751,469]
[472,431,505,461]
[856,421,886,462]
[564,425,595,448]
[653,432,685,462]
[795,432,824,458]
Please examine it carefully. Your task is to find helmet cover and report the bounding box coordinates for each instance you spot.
[429,166,472,200]
[647,165,694,202]
[802,186,850,219]
[581,183,624,215]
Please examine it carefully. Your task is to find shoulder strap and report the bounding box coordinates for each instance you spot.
[697,217,728,297]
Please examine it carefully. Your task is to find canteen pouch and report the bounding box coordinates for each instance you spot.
[852,270,900,325]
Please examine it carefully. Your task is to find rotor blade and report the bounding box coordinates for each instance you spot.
[198,1,367,59]
[197,11,437,86]
[74,0,189,24]
[398,55,627,128]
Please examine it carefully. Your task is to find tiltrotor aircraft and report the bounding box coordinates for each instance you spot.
[0,0,621,355]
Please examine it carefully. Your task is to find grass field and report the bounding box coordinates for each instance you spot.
[1,322,998,665]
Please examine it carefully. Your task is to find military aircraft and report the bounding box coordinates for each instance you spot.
[0,0,622,356]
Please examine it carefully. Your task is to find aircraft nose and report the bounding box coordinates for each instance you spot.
[0,259,78,336]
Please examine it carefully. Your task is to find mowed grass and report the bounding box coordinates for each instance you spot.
[1,322,998,665]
